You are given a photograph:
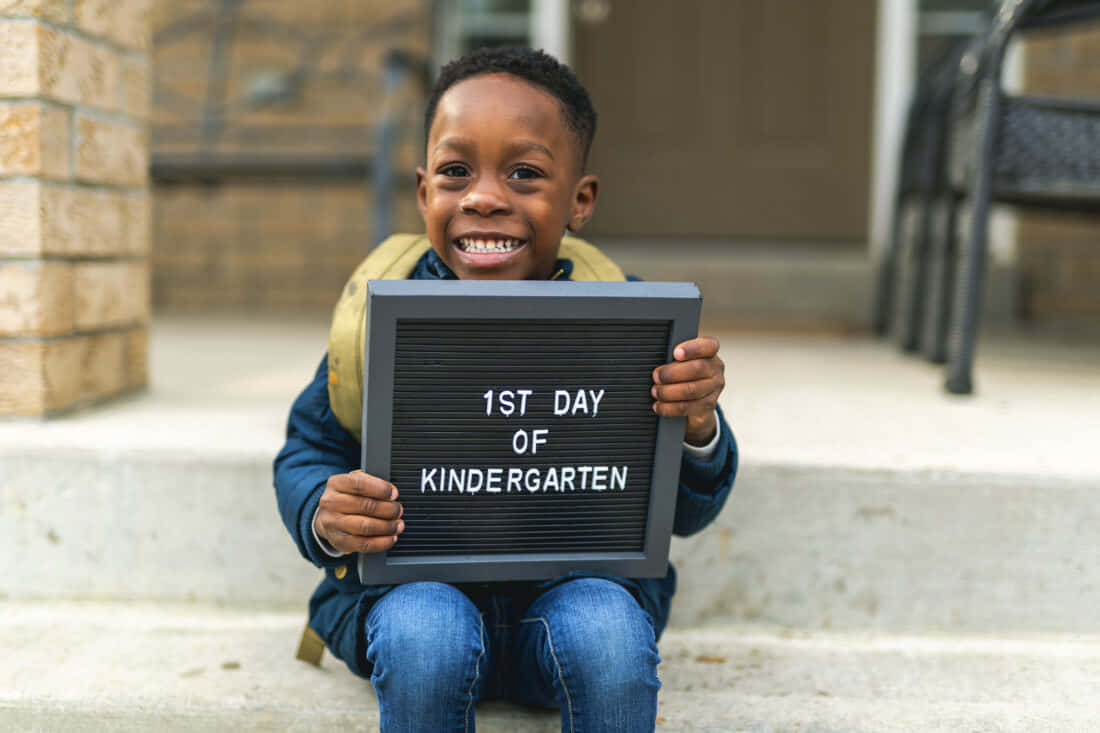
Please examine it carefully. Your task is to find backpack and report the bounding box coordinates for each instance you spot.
[326,233,627,438]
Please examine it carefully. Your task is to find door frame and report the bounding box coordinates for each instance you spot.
[431,0,922,256]
[869,0,917,258]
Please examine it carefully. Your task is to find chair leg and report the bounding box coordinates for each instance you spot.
[871,195,907,337]
[921,192,957,364]
[945,84,999,395]
[945,204,988,394]
[899,189,935,352]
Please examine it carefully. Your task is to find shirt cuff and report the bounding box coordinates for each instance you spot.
[312,504,346,558]
[681,410,721,460]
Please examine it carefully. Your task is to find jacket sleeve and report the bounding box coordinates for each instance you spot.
[672,404,738,536]
[273,354,361,568]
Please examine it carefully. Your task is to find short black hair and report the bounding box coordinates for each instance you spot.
[424,47,597,167]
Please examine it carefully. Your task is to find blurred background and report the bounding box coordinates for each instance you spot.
[144,0,1099,328]
[4,0,1099,417]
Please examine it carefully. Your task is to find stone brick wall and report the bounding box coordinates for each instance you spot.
[1018,28,1100,321]
[0,1,151,415]
[151,0,429,311]
[154,181,420,309]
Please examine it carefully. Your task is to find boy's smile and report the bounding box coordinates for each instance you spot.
[417,73,598,280]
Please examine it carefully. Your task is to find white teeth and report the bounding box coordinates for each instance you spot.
[458,237,522,254]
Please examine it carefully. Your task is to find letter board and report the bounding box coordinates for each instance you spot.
[358,280,701,584]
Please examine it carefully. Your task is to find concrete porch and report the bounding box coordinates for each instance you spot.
[2,314,1099,730]
[4,602,1098,732]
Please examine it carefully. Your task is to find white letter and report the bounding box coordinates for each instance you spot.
[525,468,541,492]
[592,466,608,491]
[516,389,533,416]
[483,389,493,416]
[554,390,570,416]
[577,465,593,489]
[421,468,437,493]
[507,468,523,493]
[499,390,515,417]
[611,466,628,490]
[531,429,549,454]
[561,466,576,491]
[448,468,466,493]
[512,429,529,455]
[466,468,484,494]
[572,389,588,415]
[589,389,605,417]
[543,466,560,492]
[486,468,503,493]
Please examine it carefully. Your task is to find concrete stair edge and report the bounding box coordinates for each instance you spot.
[2,602,1098,733]
[3,451,1099,635]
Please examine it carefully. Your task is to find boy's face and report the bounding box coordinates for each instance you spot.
[417,73,598,280]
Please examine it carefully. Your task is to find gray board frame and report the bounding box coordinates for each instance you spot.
[358,279,702,585]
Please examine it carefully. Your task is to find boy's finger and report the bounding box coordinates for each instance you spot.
[326,513,404,539]
[672,336,720,362]
[326,528,399,555]
[651,377,722,404]
[323,492,403,521]
[652,398,716,418]
[331,470,398,501]
[653,357,719,385]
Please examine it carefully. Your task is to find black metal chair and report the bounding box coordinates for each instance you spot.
[919,40,984,366]
[871,40,971,356]
[939,0,1100,394]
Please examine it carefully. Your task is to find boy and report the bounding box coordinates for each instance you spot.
[274,47,737,733]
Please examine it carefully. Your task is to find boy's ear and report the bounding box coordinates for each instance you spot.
[415,166,428,220]
[567,174,598,233]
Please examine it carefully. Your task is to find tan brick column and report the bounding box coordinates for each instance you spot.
[0,1,151,415]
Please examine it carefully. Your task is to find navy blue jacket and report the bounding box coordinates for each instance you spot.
[273,249,738,646]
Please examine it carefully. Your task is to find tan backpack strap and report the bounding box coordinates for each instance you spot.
[295,623,326,667]
[328,235,430,437]
[560,236,627,281]
[327,234,624,438]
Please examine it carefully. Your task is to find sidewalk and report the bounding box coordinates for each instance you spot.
[3,315,1099,731]
[2,602,1097,732]
[3,314,1099,631]
[2,313,1097,477]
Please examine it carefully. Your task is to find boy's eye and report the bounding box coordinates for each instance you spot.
[440,164,469,177]
[508,167,541,181]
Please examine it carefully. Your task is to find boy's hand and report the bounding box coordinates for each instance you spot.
[652,336,725,446]
[314,470,405,554]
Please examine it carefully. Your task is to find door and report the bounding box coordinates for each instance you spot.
[573,0,877,241]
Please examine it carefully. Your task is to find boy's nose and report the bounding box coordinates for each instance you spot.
[460,180,510,217]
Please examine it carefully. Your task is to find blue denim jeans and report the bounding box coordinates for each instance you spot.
[349,577,661,732]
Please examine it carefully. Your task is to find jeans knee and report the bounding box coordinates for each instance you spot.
[365,582,485,697]
[525,578,660,697]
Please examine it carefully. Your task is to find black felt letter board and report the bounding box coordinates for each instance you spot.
[358,280,701,584]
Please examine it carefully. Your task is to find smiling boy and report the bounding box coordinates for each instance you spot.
[420,58,595,282]
[274,48,737,733]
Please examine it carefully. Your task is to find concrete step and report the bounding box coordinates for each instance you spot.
[2,317,1099,635]
[596,239,1018,330]
[2,602,1097,732]
[3,451,1098,636]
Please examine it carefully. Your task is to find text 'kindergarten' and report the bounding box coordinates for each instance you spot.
[419,387,630,495]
